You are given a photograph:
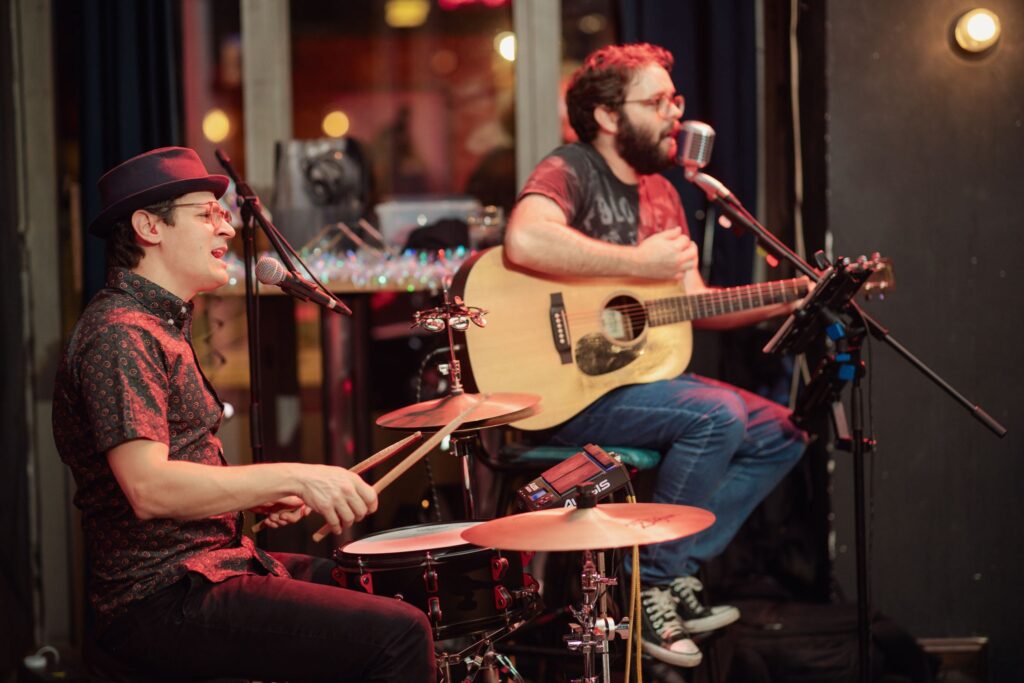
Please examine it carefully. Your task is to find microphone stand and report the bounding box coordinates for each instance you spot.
[214,150,353,472]
[687,169,1007,683]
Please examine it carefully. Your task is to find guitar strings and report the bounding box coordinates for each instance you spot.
[559,279,806,325]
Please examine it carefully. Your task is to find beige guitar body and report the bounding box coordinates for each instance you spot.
[453,247,692,430]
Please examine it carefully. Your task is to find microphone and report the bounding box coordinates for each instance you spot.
[255,256,350,315]
[677,120,715,179]
[677,120,732,201]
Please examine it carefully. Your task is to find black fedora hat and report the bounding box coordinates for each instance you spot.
[89,147,230,237]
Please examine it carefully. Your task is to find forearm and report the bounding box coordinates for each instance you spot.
[109,439,376,531]
[505,215,642,278]
[120,456,303,520]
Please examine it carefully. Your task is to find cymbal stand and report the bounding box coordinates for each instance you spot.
[449,433,478,519]
[413,282,487,399]
[414,283,488,519]
[565,549,629,683]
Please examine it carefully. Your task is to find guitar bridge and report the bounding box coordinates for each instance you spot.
[549,293,572,364]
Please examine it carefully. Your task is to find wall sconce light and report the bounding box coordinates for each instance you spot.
[202,109,231,143]
[953,8,1001,54]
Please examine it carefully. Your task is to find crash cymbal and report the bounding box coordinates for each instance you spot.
[376,391,541,431]
[461,503,715,551]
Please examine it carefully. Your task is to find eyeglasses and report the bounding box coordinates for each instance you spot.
[164,201,233,229]
[622,92,685,117]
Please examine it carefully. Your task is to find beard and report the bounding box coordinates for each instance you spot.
[615,113,676,175]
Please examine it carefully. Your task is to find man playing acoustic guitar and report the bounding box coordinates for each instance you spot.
[503,43,809,667]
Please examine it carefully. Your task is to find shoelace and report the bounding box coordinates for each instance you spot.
[642,588,684,637]
[671,576,706,613]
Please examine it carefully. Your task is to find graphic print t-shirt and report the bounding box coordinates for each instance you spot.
[517,142,689,244]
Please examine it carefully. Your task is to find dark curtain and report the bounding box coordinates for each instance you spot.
[620,0,758,287]
[78,0,183,300]
[0,0,35,671]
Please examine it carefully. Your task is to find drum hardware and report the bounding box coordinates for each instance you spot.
[462,492,716,681]
[564,548,630,683]
[334,522,542,642]
[436,630,526,683]
[378,284,540,518]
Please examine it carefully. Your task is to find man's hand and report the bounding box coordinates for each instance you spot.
[634,227,699,280]
[251,496,311,529]
[296,465,378,535]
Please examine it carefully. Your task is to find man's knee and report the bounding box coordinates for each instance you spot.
[387,601,435,672]
[705,389,748,444]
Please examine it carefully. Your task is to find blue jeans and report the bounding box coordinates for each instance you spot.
[548,374,808,586]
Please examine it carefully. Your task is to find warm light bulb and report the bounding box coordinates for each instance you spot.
[322,111,350,138]
[385,0,430,28]
[967,13,997,41]
[202,109,230,143]
[495,31,516,62]
[954,8,1001,53]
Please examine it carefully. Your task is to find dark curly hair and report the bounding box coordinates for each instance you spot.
[566,43,674,143]
[105,197,178,269]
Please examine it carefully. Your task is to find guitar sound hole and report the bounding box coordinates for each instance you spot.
[602,296,647,342]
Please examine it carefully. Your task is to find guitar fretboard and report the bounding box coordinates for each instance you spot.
[645,278,807,327]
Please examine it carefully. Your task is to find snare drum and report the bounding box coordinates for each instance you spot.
[333,522,539,641]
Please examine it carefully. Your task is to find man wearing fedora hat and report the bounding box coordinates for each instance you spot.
[53,147,434,681]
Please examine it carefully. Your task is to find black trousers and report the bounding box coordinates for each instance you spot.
[99,552,435,682]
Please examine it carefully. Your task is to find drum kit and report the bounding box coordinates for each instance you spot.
[328,289,715,683]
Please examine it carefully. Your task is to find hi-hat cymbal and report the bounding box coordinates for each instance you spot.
[376,391,541,431]
[461,503,715,551]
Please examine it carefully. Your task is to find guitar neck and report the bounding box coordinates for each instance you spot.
[646,278,807,326]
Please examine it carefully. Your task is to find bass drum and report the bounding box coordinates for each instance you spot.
[333,521,540,641]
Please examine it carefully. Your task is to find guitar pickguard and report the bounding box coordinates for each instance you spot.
[575,333,645,376]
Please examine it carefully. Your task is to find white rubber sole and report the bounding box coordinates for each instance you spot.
[640,637,703,668]
[682,604,741,634]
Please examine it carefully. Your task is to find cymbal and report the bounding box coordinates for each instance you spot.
[376,391,541,431]
[341,521,482,555]
[460,503,715,551]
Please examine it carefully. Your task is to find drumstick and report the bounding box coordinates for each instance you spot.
[251,431,424,533]
[312,396,486,542]
[350,431,424,476]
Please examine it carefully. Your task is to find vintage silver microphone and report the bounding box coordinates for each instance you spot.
[677,121,733,201]
[256,255,349,314]
[677,120,715,179]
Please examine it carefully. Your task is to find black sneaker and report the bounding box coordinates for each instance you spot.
[639,585,702,667]
[669,576,740,634]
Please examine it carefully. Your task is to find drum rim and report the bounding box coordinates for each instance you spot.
[338,520,484,555]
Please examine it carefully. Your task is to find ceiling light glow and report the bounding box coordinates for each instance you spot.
[954,8,1001,54]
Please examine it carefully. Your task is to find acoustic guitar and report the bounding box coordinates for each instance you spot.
[451,247,807,430]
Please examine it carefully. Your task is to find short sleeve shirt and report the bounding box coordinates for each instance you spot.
[52,268,287,624]
[517,142,689,244]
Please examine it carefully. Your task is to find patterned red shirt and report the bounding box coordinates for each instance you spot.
[53,268,287,623]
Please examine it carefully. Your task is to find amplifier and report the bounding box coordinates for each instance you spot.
[515,444,631,511]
